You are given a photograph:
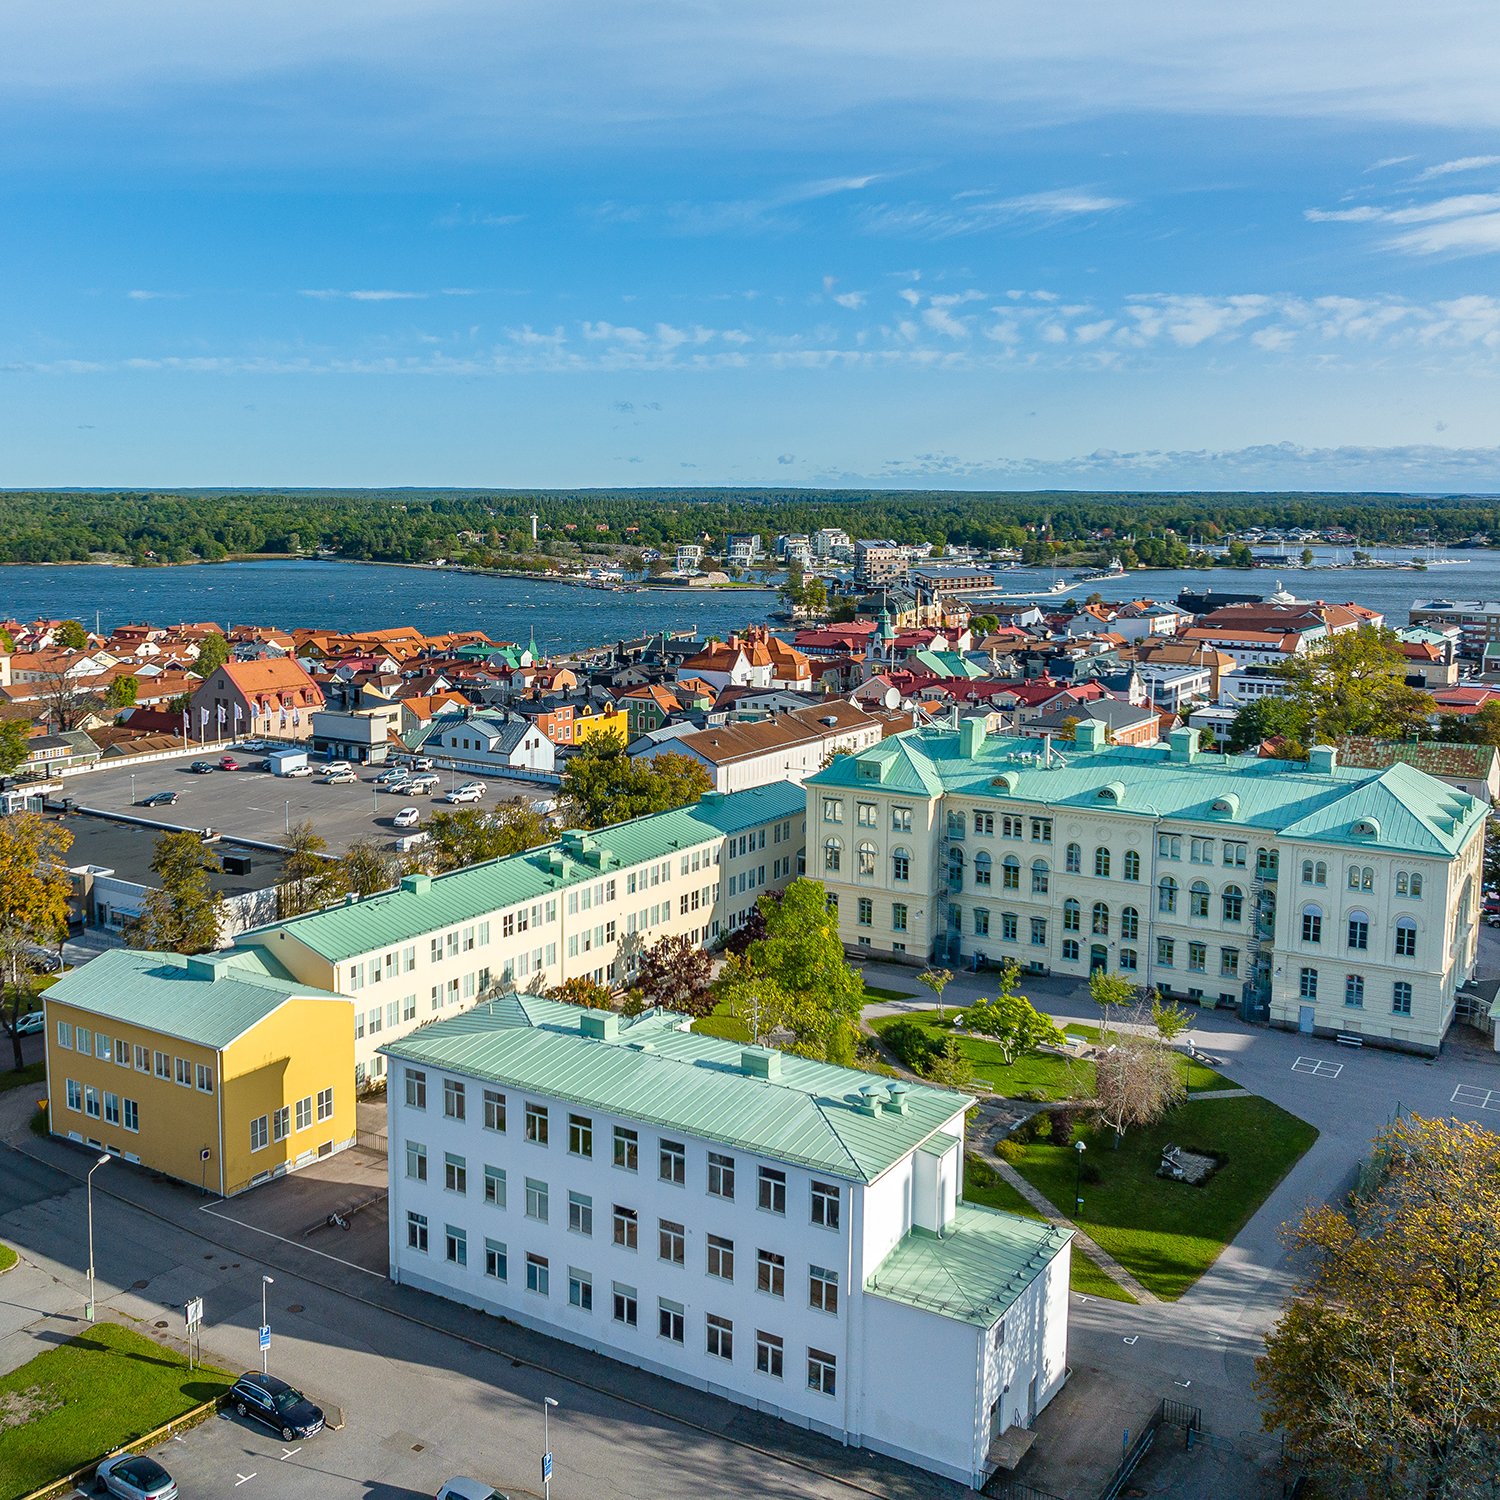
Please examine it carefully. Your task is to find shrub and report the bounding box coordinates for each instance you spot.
[995,1138,1025,1166]
[882,1019,942,1074]
[1010,1113,1043,1145]
[1048,1106,1088,1144]
[1079,1157,1102,1185]
[966,1154,998,1190]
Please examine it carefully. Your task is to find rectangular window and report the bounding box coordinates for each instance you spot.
[892,902,908,932]
[407,1211,429,1253]
[613,1204,638,1249]
[272,1106,290,1142]
[97,1033,111,1060]
[66,1078,82,1112]
[1220,948,1239,978]
[707,1234,735,1280]
[406,1141,428,1181]
[443,1078,466,1121]
[658,1298,684,1344]
[317,1087,333,1122]
[613,1283,638,1327]
[103,1091,120,1126]
[707,1151,735,1200]
[614,1126,638,1171]
[1002,912,1018,943]
[405,1068,427,1109]
[484,1165,506,1206]
[809,1264,840,1314]
[445,1225,467,1267]
[569,1191,593,1236]
[811,1181,841,1231]
[526,1254,549,1296]
[1345,974,1365,1009]
[250,1115,268,1152]
[659,1219,685,1265]
[569,1268,593,1311]
[175,1057,191,1087]
[296,1095,312,1131]
[525,1102,549,1145]
[483,1089,506,1132]
[122,1099,138,1133]
[807,1348,837,1397]
[1030,916,1047,946]
[1299,966,1319,1001]
[484,1238,508,1280]
[1187,942,1207,973]
[659,1139,685,1185]
[1157,937,1175,967]
[756,1330,784,1377]
[856,897,873,928]
[757,1248,786,1298]
[114,1039,129,1067]
[525,1177,549,1222]
[444,1152,467,1194]
[154,1050,169,1080]
[57,1021,73,1050]
[76,1026,91,1056]
[191,1062,213,1093]
[84,1085,100,1118]
[568,1114,594,1158]
[1392,981,1413,1016]
[706,1313,734,1361]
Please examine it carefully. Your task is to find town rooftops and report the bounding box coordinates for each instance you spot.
[866,1203,1071,1327]
[1335,737,1500,783]
[807,726,1487,856]
[242,780,804,964]
[44,948,344,1050]
[380,993,968,1183]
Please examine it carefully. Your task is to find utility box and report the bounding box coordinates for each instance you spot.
[268,748,309,777]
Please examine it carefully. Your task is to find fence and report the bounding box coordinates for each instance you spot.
[987,1480,1068,1500]
[1098,1398,1202,1500]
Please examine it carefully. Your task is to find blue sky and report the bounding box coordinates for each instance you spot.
[4,1,1500,490]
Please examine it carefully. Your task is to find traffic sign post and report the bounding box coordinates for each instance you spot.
[259,1325,271,1352]
[184,1297,204,1371]
[542,1452,552,1486]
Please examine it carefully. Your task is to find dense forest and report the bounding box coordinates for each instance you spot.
[0,488,1495,567]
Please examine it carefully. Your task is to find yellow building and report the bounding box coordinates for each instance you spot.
[43,949,355,1197]
[571,703,629,746]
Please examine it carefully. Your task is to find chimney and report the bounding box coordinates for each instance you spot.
[399,872,432,894]
[959,716,987,759]
[1168,726,1200,764]
[1308,744,1339,774]
[885,1080,909,1115]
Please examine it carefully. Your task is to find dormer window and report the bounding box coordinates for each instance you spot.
[1352,817,1380,839]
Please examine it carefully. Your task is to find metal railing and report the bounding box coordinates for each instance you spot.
[1098,1398,1202,1500]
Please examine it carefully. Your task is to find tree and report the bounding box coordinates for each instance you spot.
[1299,546,1315,567]
[195,633,230,676]
[547,975,614,1009]
[1055,715,1080,742]
[1225,696,1312,757]
[917,967,953,1020]
[54,620,88,649]
[723,889,779,956]
[1092,1034,1184,1143]
[962,964,1065,1065]
[1255,1115,1500,1500]
[1277,627,1435,742]
[926,1038,979,1093]
[0,813,73,1070]
[127,829,224,954]
[103,675,138,709]
[1088,968,1137,1036]
[801,577,828,616]
[278,820,334,918]
[337,839,396,898]
[422,802,549,873]
[561,739,710,829]
[635,933,715,1018]
[1150,995,1193,1043]
[0,720,30,777]
[35,669,96,733]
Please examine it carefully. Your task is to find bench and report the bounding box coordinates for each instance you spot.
[1335,1033,1364,1048]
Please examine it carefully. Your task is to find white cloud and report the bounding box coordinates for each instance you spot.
[862,187,1126,239]
[832,291,866,309]
[1307,190,1500,256]
[126,289,183,300]
[1418,155,1500,180]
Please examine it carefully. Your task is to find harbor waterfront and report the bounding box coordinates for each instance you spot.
[3,551,1497,649]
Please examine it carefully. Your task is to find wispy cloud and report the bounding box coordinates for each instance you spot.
[435,205,526,228]
[126,289,184,300]
[299,288,479,301]
[601,174,885,236]
[861,187,1127,239]
[1418,155,1500,180]
[1307,191,1500,255]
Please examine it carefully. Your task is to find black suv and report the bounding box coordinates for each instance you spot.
[228,1372,325,1441]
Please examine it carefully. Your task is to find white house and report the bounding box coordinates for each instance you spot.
[415,711,556,776]
[381,996,1072,1489]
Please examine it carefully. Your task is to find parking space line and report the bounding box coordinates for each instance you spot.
[198,1203,385,1279]
[235,1474,256,1486]
[1291,1056,1343,1078]
[1451,1083,1500,1111]
[280,1448,302,1461]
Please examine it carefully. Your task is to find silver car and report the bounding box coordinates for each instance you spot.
[95,1454,178,1500]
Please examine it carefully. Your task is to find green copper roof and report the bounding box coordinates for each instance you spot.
[44,949,347,1050]
[865,1202,1071,1327]
[808,728,1487,857]
[243,782,805,965]
[379,994,969,1183]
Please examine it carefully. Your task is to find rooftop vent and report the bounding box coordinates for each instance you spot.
[1308,744,1339,775]
[885,1080,910,1115]
[399,872,432,895]
[579,1012,620,1042]
[853,1081,887,1117]
[741,1047,782,1080]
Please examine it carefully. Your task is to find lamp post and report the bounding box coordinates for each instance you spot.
[130,773,136,806]
[86,1152,111,1321]
[261,1275,274,1373]
[543,1395,558,1500]
[1073,1140,1087,1215]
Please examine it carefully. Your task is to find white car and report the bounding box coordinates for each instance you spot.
[392,807,422,829]
[444,786,483,804]
[455,781,487,798]
[15,1011,44,1037]
[281,765,314,778]
[406,775,441,795]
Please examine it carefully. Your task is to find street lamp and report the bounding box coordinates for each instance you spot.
[1073,1140,1087,1214]
[86,1152,111,1321]
[542,1396,558,1500]
[261,1275,274,1373]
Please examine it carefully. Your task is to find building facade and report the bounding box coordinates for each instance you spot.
[806,722,1484,1054]
[381,997,1071,1488]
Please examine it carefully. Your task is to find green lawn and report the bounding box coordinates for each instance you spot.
[1009,1095,1319,1300]
[0,1321,232,1498]
[0,1062,46,1097]
[962,1156,1135,1303]
[0,1244,15,1274]
[861,985,919,1003]
[693,985,916,1044]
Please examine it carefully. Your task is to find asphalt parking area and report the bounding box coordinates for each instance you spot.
[64,753,545,854]
[1451,1082,1500,1111]
[200,1142,390,1278]
[1290,1056,1343,1078]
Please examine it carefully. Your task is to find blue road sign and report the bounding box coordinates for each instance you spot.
[542,1452,552,1482]
[259,1325,271,1351]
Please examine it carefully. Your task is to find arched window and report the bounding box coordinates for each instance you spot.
[857,841,877,878]
[1396,872,1409,896]
[1301,859,1314,885]
[1190,881,1210,919]
[1222,885,1244,923]
[1063,898,1081,933]
[1002,855,1020,891]
[1094,846,1111,878]
[1301,904,1323,944]
[1257,848,1278,880]
[1394,918,1417,959]
[1091,901,1110,936]
[1347,910,1370,951]
[1121,906,1139,941]
[973,851,993,888]
[1315,861,1327,886]
[891,847,910,884]
[823,837,842,873]
[1348,865,1374,892]
[1065,842,1082,875]
[1158,876,1178,914]
[1410,872,1423,898]
[1031,859,1050,895]
[947,810,965,839]
[1123,850,1141,882]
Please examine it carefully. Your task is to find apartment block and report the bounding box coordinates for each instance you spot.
[381,996,1071,1487]
[807,721,1484,1054]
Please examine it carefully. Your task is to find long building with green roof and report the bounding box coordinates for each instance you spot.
[807,720,1485,1053]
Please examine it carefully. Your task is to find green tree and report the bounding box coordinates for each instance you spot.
[926,1038,979,1092]
[1299,546,1315,567]
[962,964,1065,1065]
[1150,995,1194,1043]
[0,720,30,777]
[423,802,550,873]
[1088,968,1137,1036]
[1255,1115,1500,1499]
[278,819,334,918]
[1277,627,1435,742]
[0,813,73,1071]
[195,633,230,677]
[128,829,224,954]
[561,739,710,829]
[547,975,614,1009]
[1224,695,1312,756]
[104,675,138,709]
[917,966,954,1020]
[634,933,716,1018]
[336,839,396,897]
[801,577,828,616]
[54,620,88,649]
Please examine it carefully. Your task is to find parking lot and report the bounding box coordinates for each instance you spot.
[62,751,550,854]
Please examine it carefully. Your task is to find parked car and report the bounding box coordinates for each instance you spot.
[392,806,422,830]
[24,946,63,972]
[282,764,314,778]
[15,1010,44,1036]
[444,786,483,804]
[1487,913,1500,929]
[188,761,215,774]
[138,790,178,807]
[374,768,407,785]
[455,781,487,798]
[228,1371,325,1441]
[94,1454,178,1500]
[411,757,435,771]
[324,760,355,775]
[436,1481,507,1500]
[219,756,241,771]
[405,775,441,795]
[320,769,358,785]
